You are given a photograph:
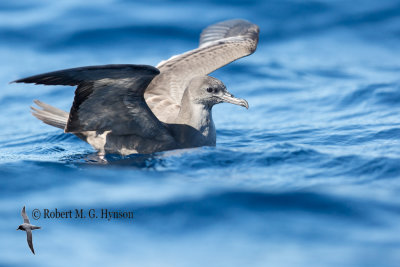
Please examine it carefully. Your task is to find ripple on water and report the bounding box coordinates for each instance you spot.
[1,1,400,266]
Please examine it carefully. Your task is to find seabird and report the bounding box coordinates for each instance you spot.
[16,206,41,255]
[13,19,259,155]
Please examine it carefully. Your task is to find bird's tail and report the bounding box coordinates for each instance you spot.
[31,100,69,130]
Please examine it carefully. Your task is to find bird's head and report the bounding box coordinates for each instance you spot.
[16,225,23,230]
[186,76,248,109]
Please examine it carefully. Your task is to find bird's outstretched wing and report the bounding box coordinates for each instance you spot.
[145,19,259,122]
[26,229,35,254]
[21,206,30,224]
[14,65,176,146]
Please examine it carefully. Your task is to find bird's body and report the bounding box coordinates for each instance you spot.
[17,206,41,254]
[14,19,259,155]
[18,223,41,231]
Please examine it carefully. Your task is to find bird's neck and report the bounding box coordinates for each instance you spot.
[173,94,216,147]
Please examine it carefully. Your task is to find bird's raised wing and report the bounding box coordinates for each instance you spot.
[14,65,176,145]
[26,229,35,254]
[145,19,259,121]
[21,206,30,224]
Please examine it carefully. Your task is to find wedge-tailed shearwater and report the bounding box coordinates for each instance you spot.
[17,206,41,255]
[13,19,259,155]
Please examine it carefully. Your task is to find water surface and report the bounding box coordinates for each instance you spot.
[1,0,400,266]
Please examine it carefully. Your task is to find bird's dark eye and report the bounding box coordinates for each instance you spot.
[206,87,213,93]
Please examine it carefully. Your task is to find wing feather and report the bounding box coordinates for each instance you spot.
[145,19,259,123]
[21,206,30,224]
[15,65,175,143]
[26,229,35,254]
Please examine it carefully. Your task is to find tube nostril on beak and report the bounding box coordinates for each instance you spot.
[218,92,249,109]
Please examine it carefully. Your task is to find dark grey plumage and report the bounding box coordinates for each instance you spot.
[13,19,259,155]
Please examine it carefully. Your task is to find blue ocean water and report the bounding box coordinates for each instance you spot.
[1,0,400,266]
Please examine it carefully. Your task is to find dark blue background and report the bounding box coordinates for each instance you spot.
[1,0,400,266]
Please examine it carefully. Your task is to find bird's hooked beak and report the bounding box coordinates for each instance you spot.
[219,91,249,109]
